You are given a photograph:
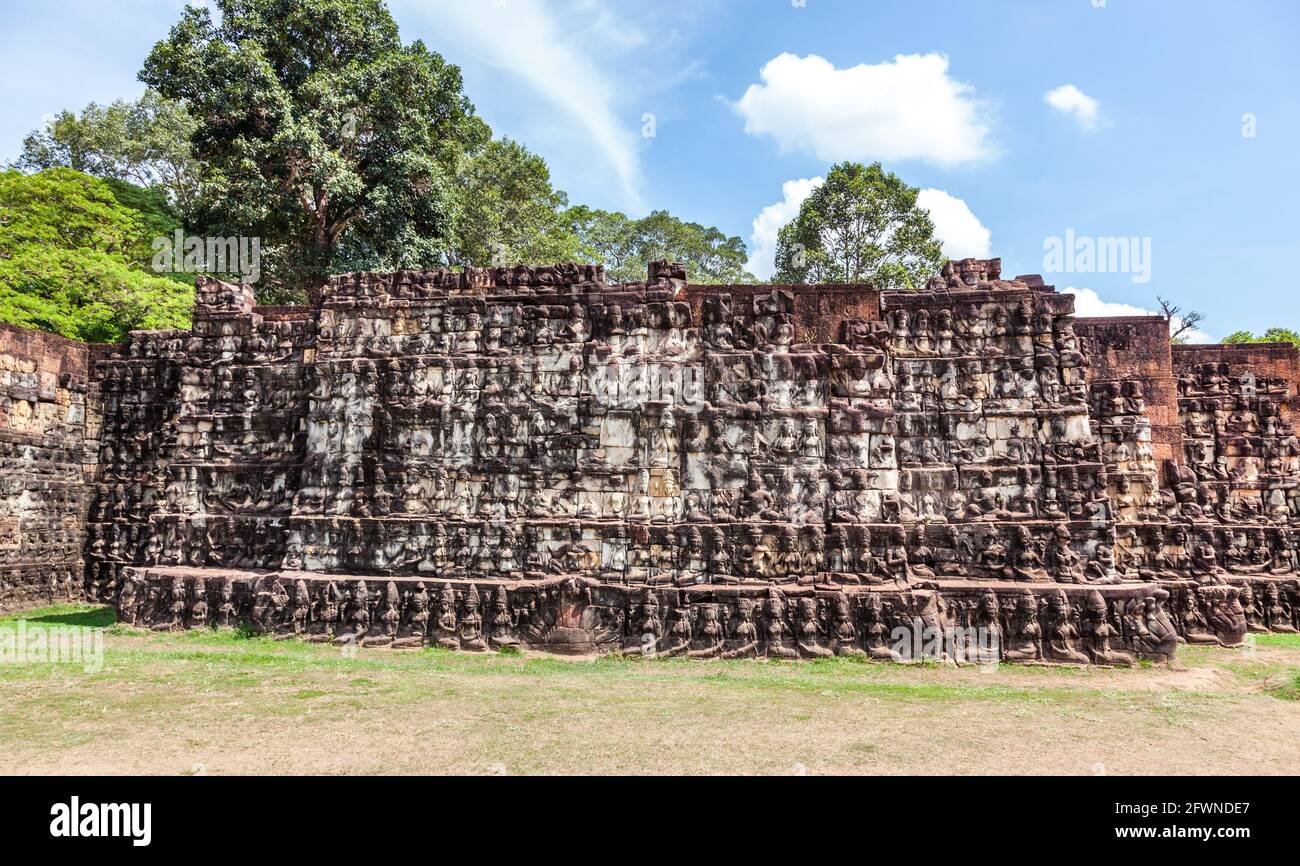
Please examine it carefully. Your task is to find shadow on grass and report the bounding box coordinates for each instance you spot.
[3,605,116,629]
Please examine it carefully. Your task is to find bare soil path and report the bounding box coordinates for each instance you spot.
[2,605,1297,775]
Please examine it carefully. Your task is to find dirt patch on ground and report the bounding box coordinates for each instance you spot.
[2,609,1298,775]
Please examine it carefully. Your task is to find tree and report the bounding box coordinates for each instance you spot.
[1156,296,1207,344]
[0,169,193,342]
[563,206,640,280]
[564,207,754,284]
[1223,328,1300,348]
[140,0,487,302]
[633,210,754,284]
[448,138,580,267]
[14,90,201,216]
[774,161,944,289]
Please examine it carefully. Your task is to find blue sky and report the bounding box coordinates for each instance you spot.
[1,0,1297,338]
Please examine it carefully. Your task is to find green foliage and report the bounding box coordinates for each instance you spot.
[8,0,755,321]
[1222,328,1300,348]
[774,161,944,289]
[0,169,193,342]
[141,0,488,302]
[564,206,754,284]
[563,205,641,280]
[449,138,581,267]
[632,210,754,284]
[14,89,201,215]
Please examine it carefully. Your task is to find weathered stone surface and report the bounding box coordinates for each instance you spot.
[1076,316,1183,466]
[2,257,1296,662]
[0,323,94,612]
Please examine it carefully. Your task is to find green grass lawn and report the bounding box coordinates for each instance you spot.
[2,604,1299,775]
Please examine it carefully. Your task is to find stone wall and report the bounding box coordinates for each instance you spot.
[1075,316,1182,466]
[85,279,312,598]
[88,259,1208,663]
[1165,343,1300,583]
[0,256,1295,663]
[0,323,94,611]
[1173,342,1300,425]
[681,282,880,344]
[102,260,1113,591]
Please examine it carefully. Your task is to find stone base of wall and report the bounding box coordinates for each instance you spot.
[111,564,1297,665]
[0,568,86,615]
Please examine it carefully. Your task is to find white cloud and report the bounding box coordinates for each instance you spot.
[1044,84,1101,132]
[731,52,995,167]
[916,188,991,260]
[746,176,824,280]
[1064,287,1216,343]
[395,0,648,211]
[746,180,991,279]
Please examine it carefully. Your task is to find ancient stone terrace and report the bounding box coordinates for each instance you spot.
[1,257,1296,662]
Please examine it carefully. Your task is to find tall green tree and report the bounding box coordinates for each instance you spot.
[1223,328,1300,347]
[449,138,580,267]
[140,0,487,302]
[774,161,944,289]
[564,207,754,284]
[0,169,193,342]
[633,210,754,284]
[14,89,201,215]
[564,205,640,279]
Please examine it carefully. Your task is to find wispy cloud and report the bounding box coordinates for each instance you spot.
[730,52,996,167]
[394,0,652,211]
[1044,84,1102,132]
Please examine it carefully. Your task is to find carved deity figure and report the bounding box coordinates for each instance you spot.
[489,587,520,649]
[1044,590,1090,664]
[1003,595,1042,663]
[1083,591,1133,666]
[434,583,461,650]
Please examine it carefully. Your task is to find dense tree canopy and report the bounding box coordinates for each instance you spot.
[565,207,754,284]
[448,138,581,268]
[774,161,944,289]
[1223,328,1300,347]
[14,89,201,215]
[140,0,488,302]
[0,169,193,342]
[2,0,762,340]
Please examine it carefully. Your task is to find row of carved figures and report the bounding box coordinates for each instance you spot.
[116,571,1300,664]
